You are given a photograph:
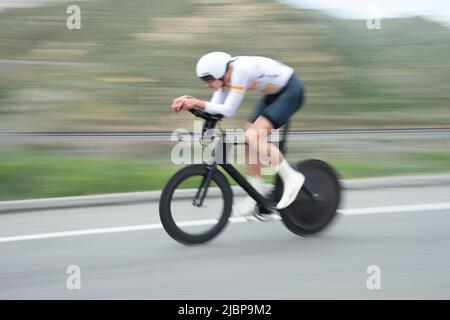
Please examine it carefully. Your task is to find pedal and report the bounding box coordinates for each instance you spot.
[251,206,279,222]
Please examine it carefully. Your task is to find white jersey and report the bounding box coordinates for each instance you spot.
[204,56,294,117]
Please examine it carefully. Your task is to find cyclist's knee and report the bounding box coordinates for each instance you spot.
[244,127,257,148]
[245,125,270,148]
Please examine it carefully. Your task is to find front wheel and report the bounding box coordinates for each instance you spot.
[275,159,341,236]
[159,165,233,245]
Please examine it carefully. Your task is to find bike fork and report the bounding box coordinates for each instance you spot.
[192,164,216,207]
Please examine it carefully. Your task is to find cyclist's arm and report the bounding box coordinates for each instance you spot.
[210,89,227,105]
[204,68,249,117]
[184,90,226,113]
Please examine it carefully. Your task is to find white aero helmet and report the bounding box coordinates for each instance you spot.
[196,52,232,80]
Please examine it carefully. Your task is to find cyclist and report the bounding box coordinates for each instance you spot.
[171,52,305,216]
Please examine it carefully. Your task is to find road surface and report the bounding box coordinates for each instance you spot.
[0,184,449,299]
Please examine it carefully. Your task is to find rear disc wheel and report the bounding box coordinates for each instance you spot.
[275,159,341,236]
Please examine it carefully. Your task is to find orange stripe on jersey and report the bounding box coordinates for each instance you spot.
[224,85,245,93]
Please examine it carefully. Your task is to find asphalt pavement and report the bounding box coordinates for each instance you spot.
[0,183,449,299]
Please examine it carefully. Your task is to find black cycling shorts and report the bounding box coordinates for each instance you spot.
[248,73,304,129]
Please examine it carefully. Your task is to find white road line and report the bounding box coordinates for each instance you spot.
[0,202,450,243]
[340,202,450,215]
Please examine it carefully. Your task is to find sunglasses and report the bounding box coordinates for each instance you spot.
[199,75,216,84]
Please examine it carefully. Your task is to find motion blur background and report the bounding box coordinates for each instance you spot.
[0,0,449,200]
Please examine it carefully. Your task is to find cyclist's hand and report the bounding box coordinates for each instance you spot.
[183,98,205,111]
[171,97,187,113]
[172,95,194,113]
[182,98,197,110]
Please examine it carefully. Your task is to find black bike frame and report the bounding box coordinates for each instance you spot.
[220,162,273,209]
[193,121,289,211]
[193,118,321,210]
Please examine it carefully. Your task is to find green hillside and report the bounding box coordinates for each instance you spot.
[0,0,449,132]
[0,0,449,200]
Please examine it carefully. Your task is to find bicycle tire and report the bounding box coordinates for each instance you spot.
[276,159,341,236]
[159,165,233,245]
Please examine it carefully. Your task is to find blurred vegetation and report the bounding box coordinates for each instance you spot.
[0,0,449,132]
[0,0,449,200]
[0,136,449,200]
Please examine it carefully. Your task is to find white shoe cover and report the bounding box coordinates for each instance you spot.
[275,171,305,209]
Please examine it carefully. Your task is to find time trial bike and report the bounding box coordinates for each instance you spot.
[159,108,341,245]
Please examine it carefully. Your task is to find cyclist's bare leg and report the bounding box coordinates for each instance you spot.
[245,116,304,210]
[244,122,263,176]
[233,120,273,216]
[245,116,283,170]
